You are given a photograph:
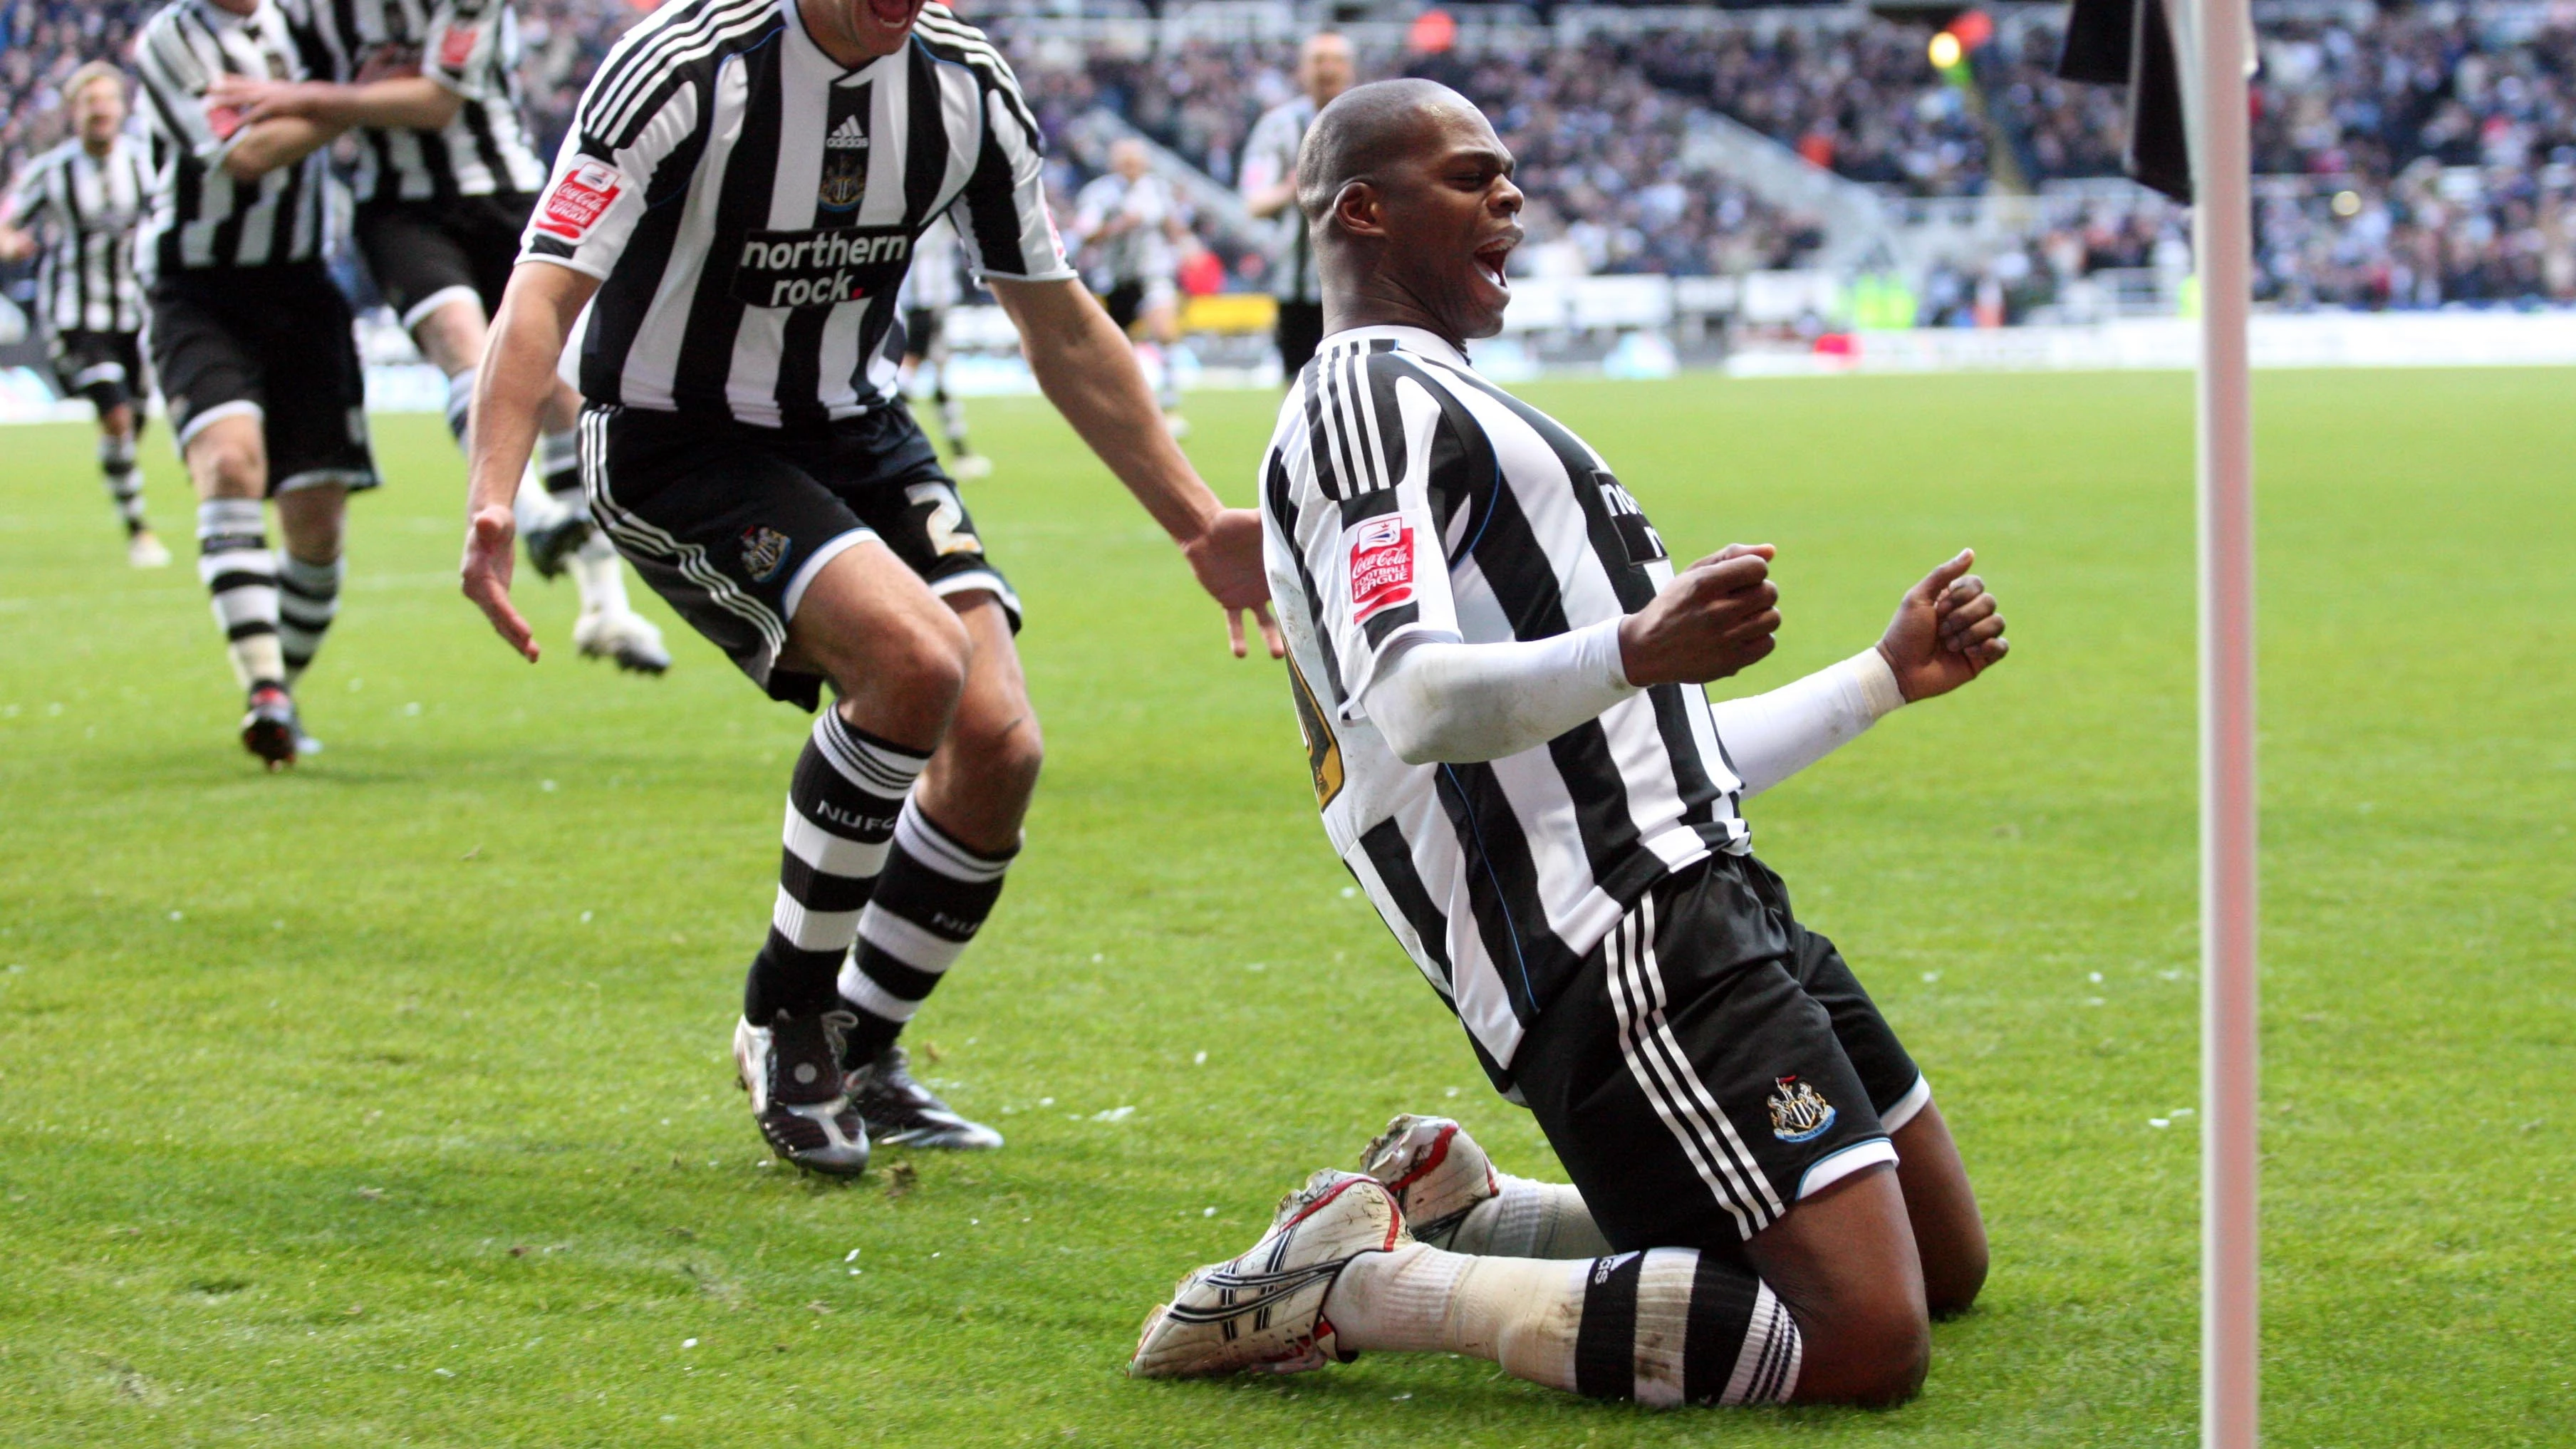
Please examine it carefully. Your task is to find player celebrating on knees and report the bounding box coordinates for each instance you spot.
[1131,80,2009,1407]
[457,0,1277,1173]
[209,0,670,672]
[135,0,381,767]
[0,63,169,568]
[1071,138,1190,435]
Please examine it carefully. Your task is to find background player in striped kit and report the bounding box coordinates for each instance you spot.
[457,0,1280,1170]
[1134,80,2007,1408]
[1070,137,1190,435]
[209,0,670,672]
[1238,31,1353,380]
[0,63,171,568]
[135,0,379,767]
[894,213,987,480]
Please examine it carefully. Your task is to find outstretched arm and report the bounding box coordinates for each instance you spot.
[457,260,600,661]
[1364,546,1783,766]
[989,274,1281,658]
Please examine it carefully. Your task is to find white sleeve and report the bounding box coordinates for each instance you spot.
[422,0,504,100]
[1710,648,1908,796]
[1286,354,1463,714]
[134,19,232,166]
[517,83,697,280]
[1361,620,1637,766]
[951,84,1075,282]
[1237,108,1292,195]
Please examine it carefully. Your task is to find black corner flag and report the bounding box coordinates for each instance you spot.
[2057,0,2194,201]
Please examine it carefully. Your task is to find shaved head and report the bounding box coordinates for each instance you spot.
[1297,80,1524,346]
[1295,79,1477,231]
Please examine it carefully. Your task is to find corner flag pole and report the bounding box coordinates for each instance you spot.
[2188,0,2259,1440]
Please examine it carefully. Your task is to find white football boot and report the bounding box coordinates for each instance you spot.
[573,607,671,675]
[732,1011,871,1175]
[1359,1114,1500,1250]
[128,531,172,568]
[1129,1170,1409,1378]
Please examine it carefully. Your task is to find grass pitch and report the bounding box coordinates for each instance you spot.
[0,368,2569,1447]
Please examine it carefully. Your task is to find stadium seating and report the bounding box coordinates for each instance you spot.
[3,0,2570,326]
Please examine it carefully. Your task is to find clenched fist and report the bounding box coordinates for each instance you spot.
[1617,544,1782,687]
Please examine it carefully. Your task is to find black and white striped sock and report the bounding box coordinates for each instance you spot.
[1573,1248,1802,1406]
[196,499,283,690]
[276,552,343,682]
[1326,1242,1802,1406]
[836,797,1015,1065]
[742,711,933,1025]
[445,367,475,450]
[99,434,145,534]
[539,427,583,502]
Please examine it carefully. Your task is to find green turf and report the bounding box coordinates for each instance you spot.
[1,368,2568,1446]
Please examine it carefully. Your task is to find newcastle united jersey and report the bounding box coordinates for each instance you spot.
[1262,326,1751,1074]
[284,0,550,203]
[4,136,151,333]
[519,0,1072,429]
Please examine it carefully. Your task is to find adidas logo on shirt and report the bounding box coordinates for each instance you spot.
[826,115,869,150]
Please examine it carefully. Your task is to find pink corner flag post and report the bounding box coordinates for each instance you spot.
[2188,0,2260,1440]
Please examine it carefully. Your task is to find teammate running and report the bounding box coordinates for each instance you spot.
[457,0,1277,1172]
[1132,80,2009,1408]
[1238,31,1353,379]
[0,63,170,568]
[895,213,987,480]
[210,0,670,672]
[1070,138,1188,434]
[135,0,380,766]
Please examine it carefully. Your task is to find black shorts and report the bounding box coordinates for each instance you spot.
[48,329,145,413]
[1099,276,1175,333]
[902,306,940,355]
[1274,300,1324,377]
[1511,853,1928,1256]
[147,263,378,496]
[353,192,534,329]
[583,402,1019,710]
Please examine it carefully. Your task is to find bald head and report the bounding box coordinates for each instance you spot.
[1297,80,1524,346]
[1296,79,1481,232]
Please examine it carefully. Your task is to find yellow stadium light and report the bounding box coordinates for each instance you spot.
[1928,31,1963,70]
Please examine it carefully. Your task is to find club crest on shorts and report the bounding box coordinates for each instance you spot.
[1767,1076,1837,1143]
[739,525,792,583]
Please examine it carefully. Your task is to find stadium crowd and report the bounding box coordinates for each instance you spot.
[2,1,2571,316]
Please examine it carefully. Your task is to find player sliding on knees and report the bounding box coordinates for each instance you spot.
[1131,80,2010,1408]
[458,0,1279,1173]
[210,0,670,673]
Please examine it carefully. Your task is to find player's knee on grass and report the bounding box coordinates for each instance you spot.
[1891,1103,1988,1319]
[1745,1164,1931,1406]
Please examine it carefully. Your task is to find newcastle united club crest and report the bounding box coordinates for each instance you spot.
[739,525,791,583]
[819,101,869,215]
[1767,1075,1837,1143]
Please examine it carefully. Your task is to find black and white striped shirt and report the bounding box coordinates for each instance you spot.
[4,135,151,333]
[134,0,330,273]
[284,0,549,203]
[1262,326,1748,1076]
[521,0,1072,429]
